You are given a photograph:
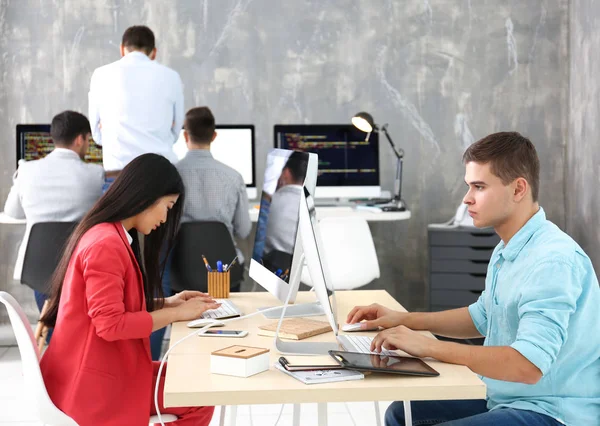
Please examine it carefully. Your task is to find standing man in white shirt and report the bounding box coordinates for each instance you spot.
[4,110,104,313]
[88,25,184,181]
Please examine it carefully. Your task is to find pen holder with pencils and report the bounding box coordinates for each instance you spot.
[207,270,231,298]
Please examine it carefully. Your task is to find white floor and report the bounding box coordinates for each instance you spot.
[0,345,393,425]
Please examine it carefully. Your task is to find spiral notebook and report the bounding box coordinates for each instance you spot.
[274,363,364,384]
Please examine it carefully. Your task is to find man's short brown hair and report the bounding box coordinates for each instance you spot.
[184,107,215,144]
[463,132,540,202]
[122,25,155,55]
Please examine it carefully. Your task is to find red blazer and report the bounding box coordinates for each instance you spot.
[41,222,154,426]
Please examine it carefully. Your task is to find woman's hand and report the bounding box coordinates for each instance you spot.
[164,291,215,308]
[346,303,409,330]
[174,298,221,322]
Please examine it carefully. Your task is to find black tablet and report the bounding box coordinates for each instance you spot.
[328,350,440,377]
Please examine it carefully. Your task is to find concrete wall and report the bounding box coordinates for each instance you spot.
[568,0,600,272]
[0,1,569,322]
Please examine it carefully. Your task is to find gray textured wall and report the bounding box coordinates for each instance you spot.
[1,0,569,322]
[568,0,600,272]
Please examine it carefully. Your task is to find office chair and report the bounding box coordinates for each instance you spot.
[0,292,178,425]
[170,221,244,294]
[20,222,78,352]
[301,216,380,290]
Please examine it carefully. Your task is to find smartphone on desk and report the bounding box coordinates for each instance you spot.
[198,330,248,338]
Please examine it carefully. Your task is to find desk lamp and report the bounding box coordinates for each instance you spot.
[351,112,406,211]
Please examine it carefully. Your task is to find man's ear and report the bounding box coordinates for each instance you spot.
[119,44,126,57]
[513,177,529,202]
[183,130,190,143]
[211,131,217,142]
[149,48,157,60]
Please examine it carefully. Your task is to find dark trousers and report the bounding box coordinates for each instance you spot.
[385,400,563,426]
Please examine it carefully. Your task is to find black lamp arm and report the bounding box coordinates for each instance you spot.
[380,124,404,159]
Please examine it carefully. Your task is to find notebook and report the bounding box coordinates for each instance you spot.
[258,318,332,340]
[274,363,364,384]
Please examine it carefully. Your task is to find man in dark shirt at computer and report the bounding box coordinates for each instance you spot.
[176,106,251,286]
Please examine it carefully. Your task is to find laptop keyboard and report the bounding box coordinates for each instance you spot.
[201,299,242,319]
[338,334,396,356]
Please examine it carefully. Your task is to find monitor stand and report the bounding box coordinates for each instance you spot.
[258,302,324,319]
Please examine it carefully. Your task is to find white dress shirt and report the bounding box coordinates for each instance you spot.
[88,51,184,171]
[3,148,104,281]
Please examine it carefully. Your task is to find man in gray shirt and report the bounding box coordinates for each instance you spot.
[176,106,251,275]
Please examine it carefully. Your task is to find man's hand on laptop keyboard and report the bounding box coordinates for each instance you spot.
[346,303,409,330]
[370,325,434,358]
[165,290,215,308]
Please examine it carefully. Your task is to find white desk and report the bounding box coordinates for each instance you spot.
[249,206,411,222]
[165,291,485,425]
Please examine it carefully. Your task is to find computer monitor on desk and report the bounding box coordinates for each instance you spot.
[173,125,257,199]
[15,124,103,168]
[250,148,340,354]
[274,124,380,200]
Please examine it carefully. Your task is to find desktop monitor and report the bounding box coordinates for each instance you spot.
[15,124,103,168]
[250,149,340,355]
[249,149,315,305]
[274,124,380,199]
[173,125,257,199]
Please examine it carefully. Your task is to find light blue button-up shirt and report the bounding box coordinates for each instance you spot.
[468,207,600,425]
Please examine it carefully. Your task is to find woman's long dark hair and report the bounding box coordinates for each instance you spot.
[41,154,185,327]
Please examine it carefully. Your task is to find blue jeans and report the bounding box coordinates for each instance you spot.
[34,290,53,342]
[150,251,172,361]
[102,177,115,193]
[384,400,563,426]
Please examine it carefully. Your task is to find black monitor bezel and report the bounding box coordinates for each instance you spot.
[15,124,51,169]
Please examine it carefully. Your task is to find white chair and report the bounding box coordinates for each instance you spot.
[0,291,177,425]
[301,216,380,289]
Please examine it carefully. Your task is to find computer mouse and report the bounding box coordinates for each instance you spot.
[342,323,365,332]
[186,319,226,328]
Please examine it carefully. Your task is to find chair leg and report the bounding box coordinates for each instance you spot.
[373,401,382,426]
[403,400,412,426]
[34,300,49,354]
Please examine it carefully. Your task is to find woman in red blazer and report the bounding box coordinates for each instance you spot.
[40,154,218,426]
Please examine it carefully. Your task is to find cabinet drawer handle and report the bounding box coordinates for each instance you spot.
[469,290,483,295]
[468,273,486,278]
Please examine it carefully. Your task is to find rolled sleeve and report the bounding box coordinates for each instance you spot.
[83,241,153,341]
[233,177,251,239]
[3,169,25,219]
[510,260,581,376]
[468,291,488,336]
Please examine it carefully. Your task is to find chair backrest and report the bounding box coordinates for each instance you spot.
[21,222,78,294]
[170,221,243,293]
[0,291,78,425]
[301,216,380,290]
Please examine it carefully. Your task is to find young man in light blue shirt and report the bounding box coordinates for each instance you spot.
[347,132,600,425]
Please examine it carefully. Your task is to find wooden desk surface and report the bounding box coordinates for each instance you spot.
[164,290,485,407]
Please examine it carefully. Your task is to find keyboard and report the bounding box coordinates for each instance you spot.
[337,334,396,356]
[201,299,242,320]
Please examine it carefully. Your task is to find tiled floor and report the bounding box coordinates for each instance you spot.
[0,345,392,425]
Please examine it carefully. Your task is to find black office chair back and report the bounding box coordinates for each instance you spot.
[170,221,244,293]
[21,222,78,294]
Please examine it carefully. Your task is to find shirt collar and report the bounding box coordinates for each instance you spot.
[121,51,151,62]
[50,147,81,158]
[498,207,546,261]
[121,223,133,245]
[184,149,213,158]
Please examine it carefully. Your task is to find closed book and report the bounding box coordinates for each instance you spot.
[258,318,332,340]
[274,363,364,385]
